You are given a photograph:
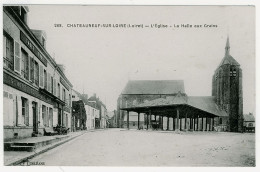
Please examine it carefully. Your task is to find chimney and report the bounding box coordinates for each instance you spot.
[94,93,96,98]
[31,29,47,49]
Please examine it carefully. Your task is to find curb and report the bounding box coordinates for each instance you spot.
[6,131,86,166]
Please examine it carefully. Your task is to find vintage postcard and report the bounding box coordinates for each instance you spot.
[2,4,255,168]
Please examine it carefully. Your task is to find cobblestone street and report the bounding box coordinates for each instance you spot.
[28,129,255,166]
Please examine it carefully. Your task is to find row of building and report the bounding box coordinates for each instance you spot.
[71,90,109,131]
[3,6,109,141]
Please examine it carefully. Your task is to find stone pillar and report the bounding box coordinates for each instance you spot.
[127,111,129,130]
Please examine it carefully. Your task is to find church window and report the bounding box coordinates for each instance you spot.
[230,68,237,77]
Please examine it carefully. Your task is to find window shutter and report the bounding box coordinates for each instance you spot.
[47,73,51,92]
[39,65,44,87]
[14,40,21,74]
[25,100,29,126]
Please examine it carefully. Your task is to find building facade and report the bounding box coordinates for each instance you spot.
[85,102,99,130]
[88,94,107,129]
[3,6,73,141]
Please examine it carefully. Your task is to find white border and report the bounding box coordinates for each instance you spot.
[0,0,258,172]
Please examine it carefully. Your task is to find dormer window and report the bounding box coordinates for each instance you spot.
[19,6,29,24]
[42,37,46,48]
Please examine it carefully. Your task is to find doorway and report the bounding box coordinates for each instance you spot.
[32,102,38,133]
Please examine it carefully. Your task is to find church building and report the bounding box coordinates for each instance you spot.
[117,37,243,132]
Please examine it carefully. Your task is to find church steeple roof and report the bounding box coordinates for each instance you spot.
[225,36,230,55]
[218,37,240,67]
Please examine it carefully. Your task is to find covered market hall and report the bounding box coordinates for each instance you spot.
[120,92,228,131]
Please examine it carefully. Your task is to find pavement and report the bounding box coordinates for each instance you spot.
[4,129,106,166]
[28,129,255,166]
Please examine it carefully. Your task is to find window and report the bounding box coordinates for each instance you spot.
[51,77,54,94]
[21,97,29,126]
[20,7,27,23]
[230,68,237,77]
[39,65,44,87]
[34,61,39,86]
[63,89,66,101]
[3,34,14,70]
[30,57,34,82]
[44,70,47,89]
[57,83,60,98]
[47,73,51,92]
[21,49,29,80]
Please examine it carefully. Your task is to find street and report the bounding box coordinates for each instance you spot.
[28,129,255,166]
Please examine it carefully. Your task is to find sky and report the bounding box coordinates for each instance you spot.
[27,5,255,113]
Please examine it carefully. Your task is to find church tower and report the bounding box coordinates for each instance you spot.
[212,37,243,132]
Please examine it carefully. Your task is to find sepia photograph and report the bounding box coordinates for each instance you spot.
[2,4,256,167]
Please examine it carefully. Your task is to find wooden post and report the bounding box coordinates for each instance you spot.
[161,116,163,130]
[190,118,192,130]
[149,110,152,129]
[146,114,149,130]
[185,113,187,130]
[180,118,182,131]
[193,116,195,131]
[127,111,129,130]
[209,118,211,131]
[196,115,199,131]
[176,109,180,131]
[167,116,169,130]
[206,117,208,131]
[202,117,204,131]
[173,117,175,131]
[137,112,140,130]
[212,117,214,131]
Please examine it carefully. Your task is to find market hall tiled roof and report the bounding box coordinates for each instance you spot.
[121,80,185,95]
[122,93,228,117]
